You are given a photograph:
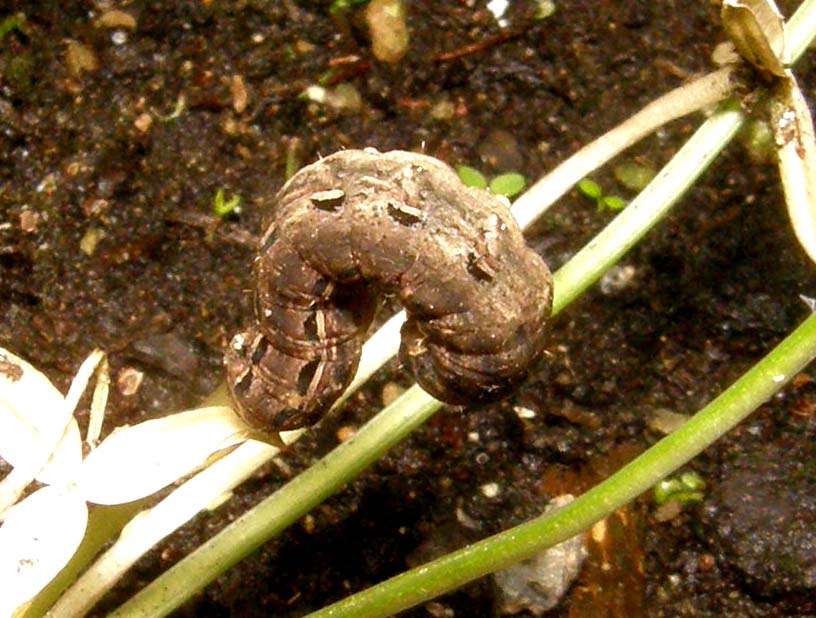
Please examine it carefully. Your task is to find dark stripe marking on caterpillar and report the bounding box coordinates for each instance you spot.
[225,148,553,434]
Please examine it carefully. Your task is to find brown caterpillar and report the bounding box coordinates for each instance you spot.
[225,148,553,434]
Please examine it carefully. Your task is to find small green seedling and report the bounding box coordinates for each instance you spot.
[535,0,556,20]
[577,177,628,212]
[153,95,186,122]
[456,165,488,190]
[212,189,241,217]
[329,0,369,15]
[456,165,527,199]
[0,12,28,43]
[489,172,526,199]
[577,177,602,199]
[653,471,706,506]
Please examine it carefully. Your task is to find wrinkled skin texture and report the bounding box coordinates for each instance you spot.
[225,149,553,434]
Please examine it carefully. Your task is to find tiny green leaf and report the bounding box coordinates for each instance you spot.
[213,189,241,217]
[602,195,628,211]
[489,172,527,199]
[329,0,369,15]
[534,0,556,20]
[613,161,657,192]
[654,479,680,505]
[679,472,706,492]
[456,165,488,190]
[577,178,602,199]
[0,13,28,43]
[654,471,706,505]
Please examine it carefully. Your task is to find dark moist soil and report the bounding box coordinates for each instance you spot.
[2,1,816,617]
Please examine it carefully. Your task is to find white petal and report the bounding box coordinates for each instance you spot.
[0,347,67,466]
[721,0,786,76]
[77,406,249,505]
[62,349,104,423]
[86,355,110,447]
[772,74,816,265]
[0,349,82,511]
[0,486,88,616]
[37,350,105,484]
[33,421,82,487]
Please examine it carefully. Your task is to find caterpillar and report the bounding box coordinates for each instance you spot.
[224,148,553,435]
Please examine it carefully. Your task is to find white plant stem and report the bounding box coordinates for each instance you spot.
[510,66,736,229]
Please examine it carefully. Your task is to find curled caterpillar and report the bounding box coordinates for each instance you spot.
[225,148,553,434]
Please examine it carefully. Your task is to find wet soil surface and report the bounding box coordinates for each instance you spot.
[2,1,816,616]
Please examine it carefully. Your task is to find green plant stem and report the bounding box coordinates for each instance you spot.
[302,311,816,618]
[551,101,743,314]
[108,387,442,618]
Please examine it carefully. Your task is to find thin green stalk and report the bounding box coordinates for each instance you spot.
[551,101,743,314]
[509,66,735,230]
[786,0,816,63]
[110,100,745,618]
[108,387,442,618]
[303,311,816,618]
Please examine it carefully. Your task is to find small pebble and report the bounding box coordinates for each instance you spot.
[424,601,454,618]
[430,99,455,121]
[613,160,656,192]
[514,406,537,419]
[66,41,99,77]
[647,408,689,435]
[96,10,137,30]
[129,333,199,377]
[111,31,128,46]
[365,0,410,63]
[326,83,362,114]
[336,425,357,443]
[231,74,248,114]
[599,264,636,294]
[117,366,144,396]
[134,112,153,133]
[494,495,587,615]
[294,39,315,54]
[80,227,105,255]
[652,499,683,523]
[478,129,524,172]
[487,0,510,28]
[19,209,38,233]
[381,382,405,407]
